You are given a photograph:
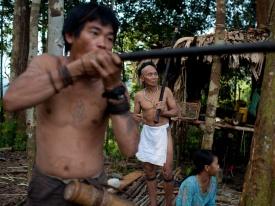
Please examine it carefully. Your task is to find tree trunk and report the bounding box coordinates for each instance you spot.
[0,4,4,124]
[48,0,64,55]
[11,1,30,79]
[201,0,225,150]
[26,0,41,182]
[256,0,269,29]
[28,0,40,61]
[11,0,30,80]
[239,1,275,205]
[10,0,30,141]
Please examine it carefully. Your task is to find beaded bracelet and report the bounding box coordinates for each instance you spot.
[106,100,130,115]
[102,85,126,100]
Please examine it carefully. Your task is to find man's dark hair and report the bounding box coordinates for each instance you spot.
[137,61,157,77]
[62,2,120,53]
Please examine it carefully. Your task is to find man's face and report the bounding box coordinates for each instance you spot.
[66,20,115,56]
[140,65,159,87]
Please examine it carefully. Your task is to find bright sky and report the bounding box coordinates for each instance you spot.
[1,54,10,95]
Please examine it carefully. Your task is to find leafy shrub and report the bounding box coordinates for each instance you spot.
[104,124,123,161]
[0,119,27,151]
[183,125,204,158]
[0,119,17,148]
[14,131,27,151]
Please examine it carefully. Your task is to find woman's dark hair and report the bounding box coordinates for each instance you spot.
[137,61,157,77]
[62,2,120,53]
[184,150,215,179]
[193,150,215,174]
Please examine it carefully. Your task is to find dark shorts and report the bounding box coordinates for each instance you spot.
[25,166,107,206]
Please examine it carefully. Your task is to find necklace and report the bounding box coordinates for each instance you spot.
[143,87,159,108]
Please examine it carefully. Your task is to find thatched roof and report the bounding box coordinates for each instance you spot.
[173,29,270,81]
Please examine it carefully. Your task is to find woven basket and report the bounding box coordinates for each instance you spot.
[178,102,201,120]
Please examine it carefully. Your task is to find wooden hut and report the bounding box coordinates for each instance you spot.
[172,29,268,101]
[157,29,270,164]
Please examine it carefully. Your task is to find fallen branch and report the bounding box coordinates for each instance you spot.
[157,191,178,195]
[0,194,27,196]
[0,147,12,152]
[119,171,144,190]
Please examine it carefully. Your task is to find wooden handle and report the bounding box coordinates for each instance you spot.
[153,28,179,124]
[154,109,161,123]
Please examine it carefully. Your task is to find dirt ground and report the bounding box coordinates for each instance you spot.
[0,151,27,206]
[0,151,243,206]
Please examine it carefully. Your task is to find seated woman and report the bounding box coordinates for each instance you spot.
[176,150,219,206]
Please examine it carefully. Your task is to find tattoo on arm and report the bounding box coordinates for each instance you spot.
[120,112,137,134]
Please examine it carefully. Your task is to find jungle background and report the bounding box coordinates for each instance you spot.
[0,0,275,206]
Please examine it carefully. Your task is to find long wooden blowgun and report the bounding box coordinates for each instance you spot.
[118,41,275,61]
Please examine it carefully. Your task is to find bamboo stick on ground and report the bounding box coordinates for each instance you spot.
[129,177,146,199]
[137,195,149,206]
[133,185,147,202]
[122,176,145,199]
[135,195,147,205]
[158,196,165,206]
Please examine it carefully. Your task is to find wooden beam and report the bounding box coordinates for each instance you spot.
[175,119,254,132]
[214,122,254,132]
[119,171,144,190]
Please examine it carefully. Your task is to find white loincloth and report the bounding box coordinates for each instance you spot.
[136,123,169,166]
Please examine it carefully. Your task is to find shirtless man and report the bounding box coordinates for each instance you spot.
[3,3,139,205]
[133,61,178,206]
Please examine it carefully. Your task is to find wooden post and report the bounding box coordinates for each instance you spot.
[201,0,225,150]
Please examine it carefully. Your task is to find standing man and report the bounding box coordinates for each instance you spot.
[3,3,139,205]
[133,61,178,206]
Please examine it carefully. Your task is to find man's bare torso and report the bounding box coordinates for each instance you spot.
[136,87,169,126]
[35,55,108,179]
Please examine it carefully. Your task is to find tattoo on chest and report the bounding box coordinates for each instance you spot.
[72,100,86,123]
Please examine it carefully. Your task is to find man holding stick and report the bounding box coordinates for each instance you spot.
[3,2,139,205]
[133,61,178,206]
